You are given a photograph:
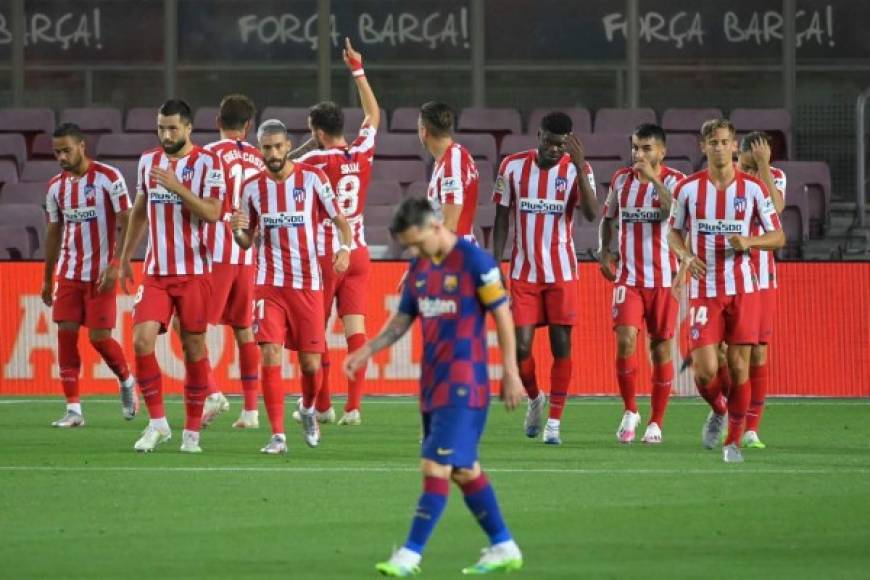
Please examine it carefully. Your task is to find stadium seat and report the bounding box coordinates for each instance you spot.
[191,132,220,146]
[371,160,427,184]
[343,108,388,132]
[594,108,656,134]
[476,204,497,248]
[193,107,220,132]
[374,133,426,161]
[779,204,807,259]
[458,108,522,138]
[0,204,46,256]
[498,134,537,158]
[21,160,60,183]
[730,108,792,159]
[454,133,497,166]
[0,224,31,259]
[0,108,55,137]
[0,160,18,188]
[662,108,724,134]
[664,133,703,169]
[124,107,157,133]
[260,107,310,132]
[589,160,627,192]
[572,220,600,257]
[527,108,592,135]
[404,180,429,198]
[477,160,495,181]
[0,134,28,170]
[367,180,403,206]
[389,107,420,133]
[96,133,158,159]
[582,133,630,163]
[777,161,831,239]
[0,182,45,206]
[666,159,695,177]
[61,108,123,134]
[31,133,99,160]
[107,160,140,192]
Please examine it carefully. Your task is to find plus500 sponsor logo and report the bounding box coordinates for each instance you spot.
[697,219,744,235]
[418,297,458,318]
[262,212,305,228]
[62,208,98,222]
[620,207,662,223]
[519,198,566,215]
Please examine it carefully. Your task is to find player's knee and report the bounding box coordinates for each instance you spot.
[299,357,321,376]
[451,466,481,485]
[750,345,767,367]
[615,329,637,357]
[181,334,206,360]
[650,339,672,364]
[87,329,111,345]
[132,334,154,355]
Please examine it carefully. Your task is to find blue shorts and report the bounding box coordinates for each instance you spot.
[421,406,489,468]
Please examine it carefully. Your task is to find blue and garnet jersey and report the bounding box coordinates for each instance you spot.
[398,238,508,413]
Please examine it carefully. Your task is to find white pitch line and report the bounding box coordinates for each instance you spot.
[0,465,868,475]
[0,399,867,406]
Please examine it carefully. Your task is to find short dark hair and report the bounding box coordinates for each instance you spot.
[419,101,455,138]
[309,101,344,136]
[52,122,85,141]
[390,197,436,235]
[539,112,573,135]
[700,118,736,140]
[740,131,771,153]
[633,123,666,144]
[158,99,193,125]
[219,94,256,131]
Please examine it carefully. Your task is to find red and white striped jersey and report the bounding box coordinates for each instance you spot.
[493,150,595,283]
[427,141,479,242]
[242,163,341,290]
[136,146,225,277]
[202,139,265,266]
[670,169,782,298]
[298,125,375,256]
[750,166,786,290]
[603,165,685,288]
[45,161,131,282]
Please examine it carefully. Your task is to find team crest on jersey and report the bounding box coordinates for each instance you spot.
[181,166,194,182]
[690,325,701,341]
[555,177,568,193]
[83,184,96,201]
[293,187,305,202]
[415,275,427,289]
[443,274,459,293]
[611,306,619,319]
[733,196,747,213]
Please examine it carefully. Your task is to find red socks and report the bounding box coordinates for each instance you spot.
[135,353,165,419]
[90,337,131,382]
[549,358,572,420]
[238,341,260,412]
[183,358,210,431]
[301,369,319,410]
[518,357,540,400]
[345,333,367,412]
[616,354,638,413]
[315,352,332,413]
[724,379,751,446]
[205,362,219,397]
[745,364,768,433]
[57,329,81,404]
[261,365,284,435]
[650,361,674,426]
[696,373,727,415]
[717,363,733,399]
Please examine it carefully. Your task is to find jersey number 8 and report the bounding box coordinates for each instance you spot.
[336,174,361,215]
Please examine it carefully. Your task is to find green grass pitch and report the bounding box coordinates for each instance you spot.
[2,397,869,579]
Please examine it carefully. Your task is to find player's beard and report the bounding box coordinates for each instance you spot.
[58,154,81,172]
[161,137,187,155]
[266,157,286,174]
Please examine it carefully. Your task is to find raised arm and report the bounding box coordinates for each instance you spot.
[344,38,380,130]
[566,134,598,222]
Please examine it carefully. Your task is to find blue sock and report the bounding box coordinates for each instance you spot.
[404,477,449,554]
[461,473,512,545]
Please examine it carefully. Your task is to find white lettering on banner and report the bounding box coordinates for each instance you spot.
[0,9,103,50]
[602,5,835,49]
[383,295,420,380]
[238,13,340,50]
[262,212,306,228]
[62,207,99,223]
[519,198,566,215]
[620,207,663,223]
[697,219,744,236]
[4,296,58,380]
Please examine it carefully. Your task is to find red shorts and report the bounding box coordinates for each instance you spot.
[319,247,370,320]
[611,285,678,340]
[253,286,326,353]
[509,278,579,327]
[132,275,211,334]
[758,288,777,344]
[688,292,761,349]
[208,262,255,327]
[52,279,117,329]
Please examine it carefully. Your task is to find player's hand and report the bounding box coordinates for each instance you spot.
[670,278,684,300]
[342,38,363,72]
[343,344,371,379]
[120,261,135,295]
[750,137,771,170]
[565,133,586,168]
[500,370,523,412]
[598,250,617,282]
[97,263,119,294]
[40,281,53,307]
[729,235,753,252]
[333,248,350,274]
[682,254,706,281]
[230,210,249,232]
[150,167,182,194]
[633,158,657,181]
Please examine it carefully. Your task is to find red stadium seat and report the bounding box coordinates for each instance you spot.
[0,182,45,206]
[594,108,656,134]
[0,108,55,137]
[777,161,831,239]
[21,160,60,183]
[343,108,387,132]
[260,107,310,132]
[0,203,46,256]
[589,160,628,192]
[666,159,695,177]
[0,160,19,188]
[404,180,429,198]
[664,134,703,169]
[96,133,158,160]
[581,133,630,163]
[371,160,427,184]
[191,132,220,146]
[0,134,28,170]
[730,108,792,160]
[455,133,497,166]
[367,180,403,206]
[124,108,157,133]
[61,108,122,134]
[572,220,600,257]
[527,108,592,135]
[662,108,724,134]
[0,224,31,259]
[31,133,99,160]
[374,133,426,162]
[193,107,220,132]
[458,108,522,138]
[477,160,495,181]
[105,160,140,192]
[498,134,537,159]
[389,107,420,133]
